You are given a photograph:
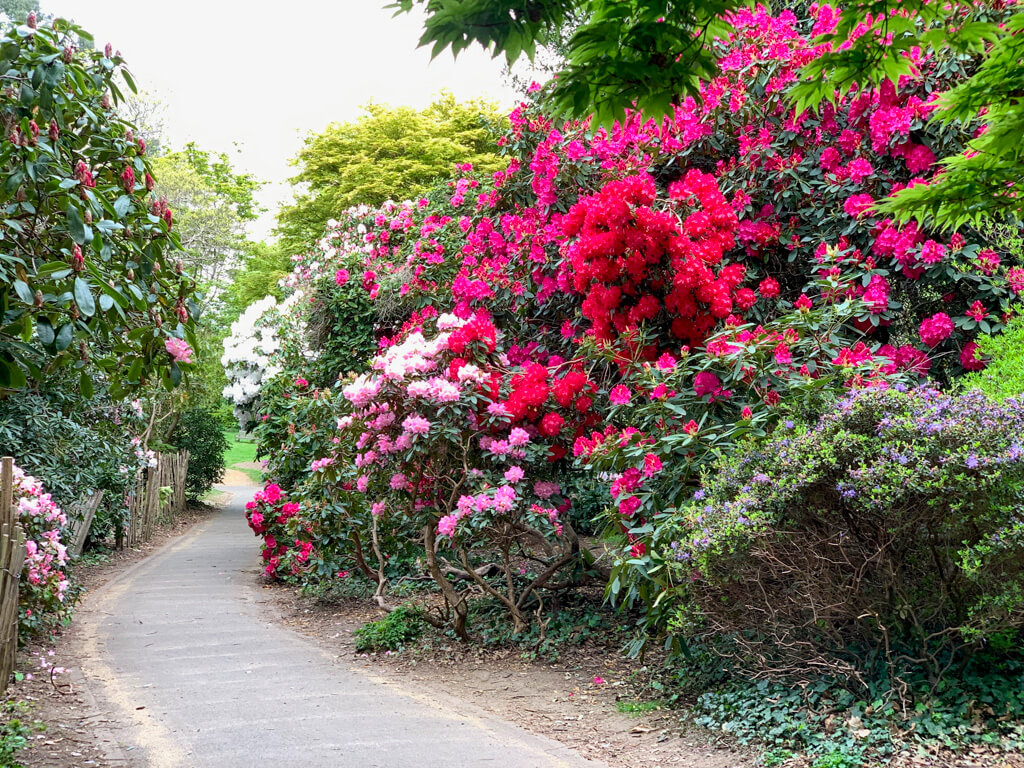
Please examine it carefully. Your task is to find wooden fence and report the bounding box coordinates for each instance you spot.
[125,450,190,548]
[0,457,26,695]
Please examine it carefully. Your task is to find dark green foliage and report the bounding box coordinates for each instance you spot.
[687,651,1024,760]
[307,273,376,385]
[0,701,38,768]
[354,605,424,652]
[0,16,197,397]
[390,0,738,125]
[0,386,136,542]
[170,407,228,500]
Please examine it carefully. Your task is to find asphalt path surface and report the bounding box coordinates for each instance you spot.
[80,483,606,768]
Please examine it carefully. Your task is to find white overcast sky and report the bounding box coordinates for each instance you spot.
[39,1,522,240]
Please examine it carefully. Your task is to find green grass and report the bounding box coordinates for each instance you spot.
[222,429,262,483]
[616,700,663,716]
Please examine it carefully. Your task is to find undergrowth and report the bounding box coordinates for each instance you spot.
[354,605,424,653]
[657,645,1024,767]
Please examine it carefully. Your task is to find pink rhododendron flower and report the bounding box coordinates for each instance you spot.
[919,312,953,347]
[609,385,631,405]
[165,337,192,364]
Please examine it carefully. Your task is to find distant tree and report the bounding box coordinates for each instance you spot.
[219,241,291,320]
[275,92,507,252]
[151,145,262,296]
[0,0,38,24]
[117,92,168,156]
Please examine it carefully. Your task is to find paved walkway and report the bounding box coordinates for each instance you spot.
[81,483,606,768]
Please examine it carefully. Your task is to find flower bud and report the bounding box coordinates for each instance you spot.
[104,43,113,59]
[127,268,135,281]
[33,290,43,308]
[121,165,135,193]
[153,260,161,273]
[137,139,146,155]
[63,46,73,63]
[100,92,111,110]
[144,172,154,191]
[26,11,36,28]
[79,340,89,362]
[83,209,93,224]
[71,243,85,271]
[125,128,134,143]
[27,120,38,145]
[48,119,59,142]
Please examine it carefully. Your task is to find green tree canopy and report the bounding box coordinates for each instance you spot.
[393,0,1024,229]
[275,92,507,253]
[151,144,263,293]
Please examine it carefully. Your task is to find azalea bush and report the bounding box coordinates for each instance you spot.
[315,312,601,638]
[243,482,313,580]
[659,386,1024,680]
[11,463,73,636]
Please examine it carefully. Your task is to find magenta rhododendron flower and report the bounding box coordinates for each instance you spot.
[609,385,631,405]
[919,313,954,347]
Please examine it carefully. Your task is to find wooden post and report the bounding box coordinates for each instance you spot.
[1,457,13,531]
[68,491,104,558]
[0,457,26,694]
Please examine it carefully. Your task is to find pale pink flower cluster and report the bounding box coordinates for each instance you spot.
[164,337,193,364]
[13,466,70,603]
[437,484,520,537]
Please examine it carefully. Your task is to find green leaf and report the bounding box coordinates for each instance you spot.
[67,203,86,244]
[113,195,131,218]
[54,322,73,351]
[12,278,33,304]
[79,369,94,398]
[74,276,95,317]
[36,317,55,346]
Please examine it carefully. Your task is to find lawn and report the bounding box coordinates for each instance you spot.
[223,429,261,483]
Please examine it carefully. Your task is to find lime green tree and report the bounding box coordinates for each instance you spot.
[275,92,507,252]
[0,15,197,397]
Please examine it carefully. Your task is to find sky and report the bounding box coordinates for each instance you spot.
[39,1,522,241]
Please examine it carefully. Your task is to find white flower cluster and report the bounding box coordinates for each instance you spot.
[221,295,285,429]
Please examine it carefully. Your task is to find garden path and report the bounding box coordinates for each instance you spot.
[78,481,608,768]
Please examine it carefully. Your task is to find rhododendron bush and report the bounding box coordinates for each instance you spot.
[301,312,602,637]
[11,464,73,636]
[238,4,1023,641]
